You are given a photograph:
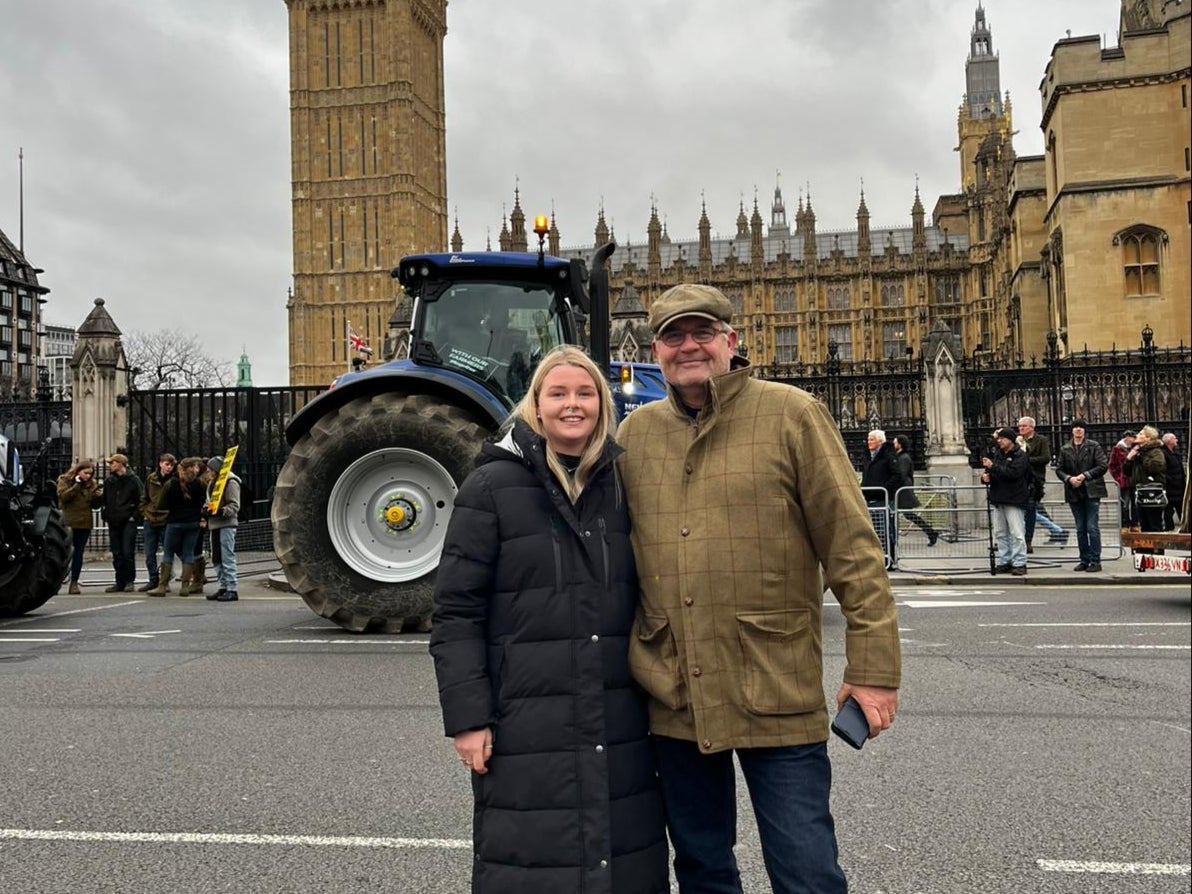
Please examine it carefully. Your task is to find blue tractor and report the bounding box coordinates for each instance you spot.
[272,240,666,632]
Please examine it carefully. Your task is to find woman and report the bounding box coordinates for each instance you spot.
[430,346,668,894]
[1124,425,1167,534]
[147,456,207,596]
[892,434,940,546]
[56,460,103,594]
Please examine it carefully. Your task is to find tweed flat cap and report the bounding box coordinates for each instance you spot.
[648,283,734,335]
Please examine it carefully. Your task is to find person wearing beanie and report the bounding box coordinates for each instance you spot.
[1055,419,1109,572]
[616,282,900,892]
[203,454,241,602]
[981,428,1031,574]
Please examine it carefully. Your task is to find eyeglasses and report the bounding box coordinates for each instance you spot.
[656,326,724,348]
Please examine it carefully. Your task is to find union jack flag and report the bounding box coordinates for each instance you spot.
[348,323,374,356]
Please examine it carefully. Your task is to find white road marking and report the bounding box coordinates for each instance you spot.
[110,630,182,639]
[0,637,60,643]
[264,638,430,645]
[900,600,1045,608]
[0,828,469,850]
[1038,859,1190,874]
[0,628,80,633]
[2,601,141,623]
[1035,644,1191,650]
[899,589,1007,597]
[980,622,1188,628]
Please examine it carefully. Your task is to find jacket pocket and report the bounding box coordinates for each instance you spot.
[628,612,687,711]
[736,609,819,716]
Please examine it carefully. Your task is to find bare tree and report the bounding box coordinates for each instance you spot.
[122,328,233,390]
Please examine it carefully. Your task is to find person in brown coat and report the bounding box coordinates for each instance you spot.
[617,283,900,894]
[56,460,103,594]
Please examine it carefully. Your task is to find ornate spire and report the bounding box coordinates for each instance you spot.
[450,208,463,252]
[595,200,610,247]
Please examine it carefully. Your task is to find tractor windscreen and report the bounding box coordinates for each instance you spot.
[421,280,565,403]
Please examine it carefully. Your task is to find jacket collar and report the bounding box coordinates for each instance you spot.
[664,357,754,420]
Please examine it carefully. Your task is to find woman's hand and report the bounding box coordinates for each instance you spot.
[454,727,493,775]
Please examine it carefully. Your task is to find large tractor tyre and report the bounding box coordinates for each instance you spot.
[0,509,72,617]
[272,392,491,633]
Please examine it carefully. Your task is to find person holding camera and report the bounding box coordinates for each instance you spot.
[981,428,1031,575]
[56,460,104,594]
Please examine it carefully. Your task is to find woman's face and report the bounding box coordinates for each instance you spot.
[537,363,601,455]
[77,467,93,482]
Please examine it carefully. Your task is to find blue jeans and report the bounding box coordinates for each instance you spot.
[162,522,201,565]
[215,526,238,590]
[1024,500,1063,542]
[70,528,91,582]
[109,520,138,587]
[653,736,846,894]
[1069,496,1102,564]
[143,522,165,584]
[991,503,1027,568]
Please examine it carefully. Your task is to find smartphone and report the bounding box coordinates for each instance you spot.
[830,697,870,750]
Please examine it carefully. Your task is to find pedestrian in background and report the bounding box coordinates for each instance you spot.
[430,346,668,894]
[56,460,103,594]
[101,453,143,593]
[981,427,1031,575]
[1108,428,1138,531]
[147,456,206,597]
[1017,416,1067,552]
[1124,425,1167,534]
[137,453,176,592]
[204,455,241,602]
[861,429,903,563]
[1055,419,1109,573]
[892,434,940,546]
[1161,432,1185,531]
[617,283,900,894]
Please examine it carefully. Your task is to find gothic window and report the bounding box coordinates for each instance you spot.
[827,284,850,310]
[933,276,960,305]
[1117,227,1163,297]
[879,282,904,307]
[726,289,745,315]
[773,286,796,312]
[828,324,852,361]
[882,322,907,359]
[774,326,798,363]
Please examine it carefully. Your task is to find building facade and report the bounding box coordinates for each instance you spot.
[285,0,449,386]
[0,226,50,399]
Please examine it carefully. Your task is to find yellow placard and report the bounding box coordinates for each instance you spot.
[207,445,239,515]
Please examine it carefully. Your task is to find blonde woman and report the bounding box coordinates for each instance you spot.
[430,346,667,894]
[56,460,103,593]
[1124,425,1167,533]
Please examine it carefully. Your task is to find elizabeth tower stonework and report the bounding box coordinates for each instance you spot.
[284,0,448,386]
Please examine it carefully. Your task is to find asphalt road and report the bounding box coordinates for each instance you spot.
[1,583,1188,893]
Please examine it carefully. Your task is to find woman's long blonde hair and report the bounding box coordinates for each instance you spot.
[64,460,94,480]
[513,346,617,501]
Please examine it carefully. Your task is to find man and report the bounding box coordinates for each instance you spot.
[1017,416,1066,552]
[137,453,176,592]
[861,429,903,562]
[1108,428,1137,531]
[617,283,900,893]
[102,453,143,593]
[1054,419,1109,572]
[1161,432,1186,531]
[981,428,1031,575]
[204,455,241,602]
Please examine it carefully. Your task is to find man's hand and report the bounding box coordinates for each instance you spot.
[454,727,493,775]
[1069,473,1086,488]
[836,684,899,739]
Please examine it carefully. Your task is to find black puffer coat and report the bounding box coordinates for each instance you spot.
[430,419,668,894]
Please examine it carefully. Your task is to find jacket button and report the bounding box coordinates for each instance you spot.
[584,530,591,537]
[692,667,702,677]
[701,739,712,750]
[600,860,608,869]
[680,527,690,537]
[590,634,599,643]
[683,597,693,606]
[595,745,604,753]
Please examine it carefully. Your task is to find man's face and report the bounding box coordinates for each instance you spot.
[1164,435,1177,450]
[158,459,175,476]
[1072,426,1085,442]
[867,434,881,452]
[1017,420,1034,438]
[652,316,737,391]
[996,435,1015,453]
[108,460,125,476]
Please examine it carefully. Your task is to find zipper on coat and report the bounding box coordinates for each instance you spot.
[597,516,610,588]
[550,519,563,591]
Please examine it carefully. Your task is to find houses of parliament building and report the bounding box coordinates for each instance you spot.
[285,0,1190,386]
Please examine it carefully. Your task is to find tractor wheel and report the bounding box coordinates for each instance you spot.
[272,393,490,633]
[0,509,72,617]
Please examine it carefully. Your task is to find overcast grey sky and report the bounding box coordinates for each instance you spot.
[1,0,1116,386]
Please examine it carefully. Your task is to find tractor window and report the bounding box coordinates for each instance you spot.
[421,280,564,402]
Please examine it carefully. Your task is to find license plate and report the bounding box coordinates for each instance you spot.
[1133,553,1192,574]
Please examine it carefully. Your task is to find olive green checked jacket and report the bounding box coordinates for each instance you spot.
[617,363,901,754]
